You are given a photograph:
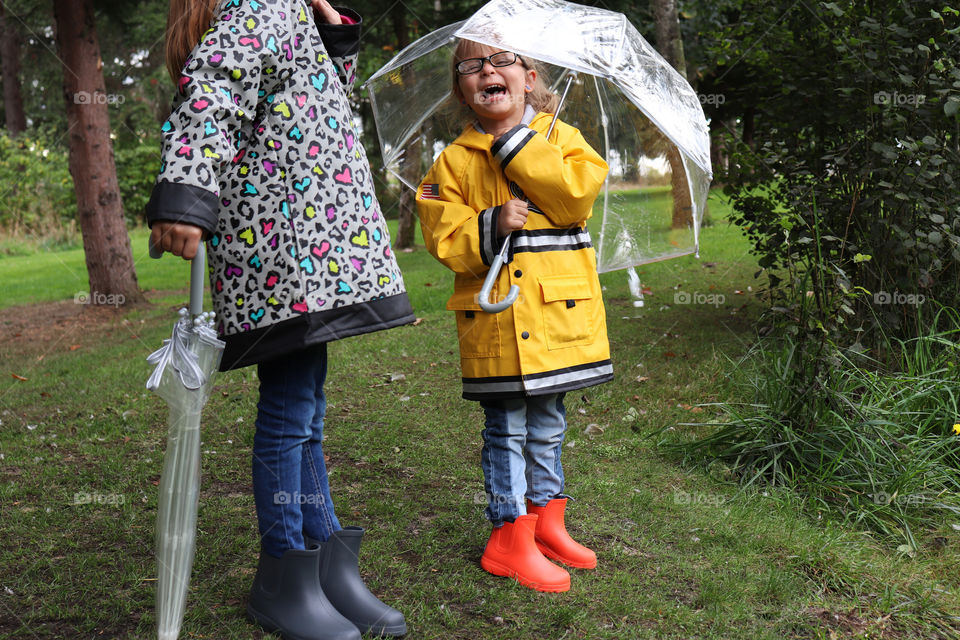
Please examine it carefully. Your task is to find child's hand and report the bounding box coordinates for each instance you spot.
[311,0,342,24]
[150,221,204,260]
[498,199,529,237]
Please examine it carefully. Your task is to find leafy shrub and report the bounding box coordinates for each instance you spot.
[0,133,75,236]
[713,1,960,344]
[115,137,161,226]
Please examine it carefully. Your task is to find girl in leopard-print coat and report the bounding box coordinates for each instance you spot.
[146,2,410,637]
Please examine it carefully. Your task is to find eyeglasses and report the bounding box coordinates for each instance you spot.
[455,51,522,75]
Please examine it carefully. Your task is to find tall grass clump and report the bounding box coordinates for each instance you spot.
[668,305,960,549]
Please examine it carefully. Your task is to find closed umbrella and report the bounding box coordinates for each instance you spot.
[146,242,224,640]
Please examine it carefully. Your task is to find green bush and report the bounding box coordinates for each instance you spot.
[115,137,161,226]
[713,1,960,344]
[0,133,75,235]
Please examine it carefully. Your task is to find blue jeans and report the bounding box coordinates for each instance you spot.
[253,343,341,558]
[479,393,567,527]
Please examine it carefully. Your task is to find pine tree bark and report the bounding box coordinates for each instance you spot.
[0,4,27,135]
[650,0,695,230]
[53,0,143,305]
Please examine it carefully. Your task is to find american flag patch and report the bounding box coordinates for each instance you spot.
[419,183,440,200]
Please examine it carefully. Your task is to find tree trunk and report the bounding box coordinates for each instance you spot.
[391,4,417,250]
[650,0,695,230]
[53,0,143,305]
[0,5,27,135]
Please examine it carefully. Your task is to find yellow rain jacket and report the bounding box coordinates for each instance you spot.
[417,110,613,400]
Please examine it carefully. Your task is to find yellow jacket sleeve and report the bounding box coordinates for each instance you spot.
[490,121,608,227]
[416,150,503,278]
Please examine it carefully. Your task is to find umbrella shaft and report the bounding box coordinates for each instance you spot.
[546,72,577,140]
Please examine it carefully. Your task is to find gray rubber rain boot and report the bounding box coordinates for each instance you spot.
[247,546,361,640]
[306,527,407,637]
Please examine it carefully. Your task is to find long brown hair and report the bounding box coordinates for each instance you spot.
[164,0,220,85]
[450,40,560,124]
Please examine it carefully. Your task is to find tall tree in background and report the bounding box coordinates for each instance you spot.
[0,4,27,135]
[53,0,143,305]
[650,0,695,229]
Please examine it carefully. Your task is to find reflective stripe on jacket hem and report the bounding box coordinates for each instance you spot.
[461,359,613,400]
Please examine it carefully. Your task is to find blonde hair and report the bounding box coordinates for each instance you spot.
[165,0,220,85]
[450,40,559,124]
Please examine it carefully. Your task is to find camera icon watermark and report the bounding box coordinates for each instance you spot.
[672,490,725,506]
[73,491,125,506]
[73,91,125,106]
[698,93,726,106]
[872,290,925,306]
[673,290,725,307]
[471,91,527,107]
[472,491,521,506]
[873,91,925,107]
[867,492,929,506]
[74,291,125,307]
[273,491,325,506]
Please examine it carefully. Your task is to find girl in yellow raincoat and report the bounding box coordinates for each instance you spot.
[417,40,612,593]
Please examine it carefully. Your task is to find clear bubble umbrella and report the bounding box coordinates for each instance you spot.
[146,243,224,640]
[364,0,713,305]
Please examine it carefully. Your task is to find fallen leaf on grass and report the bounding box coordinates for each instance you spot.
[636,376,650,383]
[69,345,81,351]
[11,374,27,381]
[584,424,604,436]
[412,317,423,326]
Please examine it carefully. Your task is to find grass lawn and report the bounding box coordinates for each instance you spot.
[0,191,958,639]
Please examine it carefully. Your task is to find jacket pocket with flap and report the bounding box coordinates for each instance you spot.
[447,288,501,358]
[538,274,594,350]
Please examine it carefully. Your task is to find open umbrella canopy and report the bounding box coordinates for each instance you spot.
[365,0,713,273]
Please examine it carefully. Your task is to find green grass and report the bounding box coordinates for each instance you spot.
[0,227,189,309]
[0,191,958,639]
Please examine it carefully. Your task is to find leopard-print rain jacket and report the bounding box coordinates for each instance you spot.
[146,0,414,370]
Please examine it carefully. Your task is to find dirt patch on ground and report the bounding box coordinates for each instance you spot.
[1,299,142,355]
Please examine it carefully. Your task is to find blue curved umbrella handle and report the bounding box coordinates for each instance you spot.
[149,236,207,316]
[479,235,520,314]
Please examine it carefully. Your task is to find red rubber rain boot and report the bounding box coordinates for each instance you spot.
[480,514,570,592]
[526,498,597,569]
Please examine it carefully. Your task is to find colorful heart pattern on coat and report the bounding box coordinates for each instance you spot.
[155,0,407,337]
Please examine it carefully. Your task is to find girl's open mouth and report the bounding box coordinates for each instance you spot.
[479,84,507,102]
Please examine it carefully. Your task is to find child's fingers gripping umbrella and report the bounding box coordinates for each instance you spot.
[364,0,713,310]
[146,239,224,640]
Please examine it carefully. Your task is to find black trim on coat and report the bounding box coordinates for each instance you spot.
[220,292,415,370]
[146,181,220,238]
[478,205,503,267]
[490,124,536,169]
[316,7,362,58]
[461,360,614,400]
